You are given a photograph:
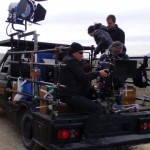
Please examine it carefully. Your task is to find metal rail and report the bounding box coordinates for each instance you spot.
[6,76,66,88]
[8,60,66,67]
[6,88,53,102]
[130,56,150,59]
[7,48,61,54]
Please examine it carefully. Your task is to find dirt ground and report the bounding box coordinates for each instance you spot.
[0,110,26,150]
[0,109,150,150]
[131,145,150,150]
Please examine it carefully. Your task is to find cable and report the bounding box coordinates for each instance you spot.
[23,36,28,51]
[6,23,11,36]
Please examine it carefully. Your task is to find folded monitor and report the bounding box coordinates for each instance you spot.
[113,60,137,78]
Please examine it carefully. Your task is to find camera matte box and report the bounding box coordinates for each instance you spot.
[113,60,137,78]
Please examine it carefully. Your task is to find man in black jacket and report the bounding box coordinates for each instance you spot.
[88,25,113,57]
[58,42,108,113]
[106,14,125,44]
[97,41,129,105]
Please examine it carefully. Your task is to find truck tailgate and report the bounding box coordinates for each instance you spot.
[50,133,150,150]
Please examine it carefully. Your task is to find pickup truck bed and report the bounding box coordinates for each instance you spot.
[31,110,150,150]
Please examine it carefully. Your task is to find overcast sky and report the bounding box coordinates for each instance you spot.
[0,0,150,56]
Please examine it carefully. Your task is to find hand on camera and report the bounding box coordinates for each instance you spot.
[104,69,109,74]
[96,82,104,89]
[99,69,109,77]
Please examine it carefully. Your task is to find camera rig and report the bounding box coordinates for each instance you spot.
[96,57,137,113]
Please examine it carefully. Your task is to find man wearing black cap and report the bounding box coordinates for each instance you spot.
[58,42,108,113]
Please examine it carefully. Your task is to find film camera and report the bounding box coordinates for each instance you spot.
[97,59,137,93]
[96,59,137,112]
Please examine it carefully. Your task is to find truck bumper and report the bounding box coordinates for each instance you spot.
[49,133,150,150]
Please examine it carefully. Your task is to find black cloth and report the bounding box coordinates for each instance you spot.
[133,56,149,88]
[58,55,99,97]
[94,29,113,55]
[107,24,125,44]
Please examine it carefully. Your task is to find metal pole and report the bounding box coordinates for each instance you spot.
[6,75,66,88]
[6,88,53,102]
[7,47,64,54]
[9,60,66,67]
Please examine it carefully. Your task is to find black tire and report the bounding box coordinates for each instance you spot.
[21,112,35,150]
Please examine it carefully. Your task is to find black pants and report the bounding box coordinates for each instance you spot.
[63,95,103,113]
[63,95,105,138]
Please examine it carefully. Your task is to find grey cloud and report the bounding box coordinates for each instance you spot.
[119,10,150,23]
[45,11,105,25]
[127,35,150,42]
[45,8,150,26]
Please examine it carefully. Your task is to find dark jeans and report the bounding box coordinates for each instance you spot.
[63,95,105,139]
[63,95,104,113]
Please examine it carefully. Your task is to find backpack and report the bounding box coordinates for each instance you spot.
[133,56,149,88]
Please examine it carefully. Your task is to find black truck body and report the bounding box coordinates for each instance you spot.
[0,38,150,150]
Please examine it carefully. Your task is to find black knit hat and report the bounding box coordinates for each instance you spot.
[69,42,83,54]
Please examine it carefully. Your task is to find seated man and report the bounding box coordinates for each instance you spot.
[58,42,108,114]
[96,41,129,105]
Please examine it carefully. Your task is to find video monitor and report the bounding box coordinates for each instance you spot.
[113,60,137,78]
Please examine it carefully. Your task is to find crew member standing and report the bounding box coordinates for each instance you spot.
[106,14,125,44]
[88,25,113,57]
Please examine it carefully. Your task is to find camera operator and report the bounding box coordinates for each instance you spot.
[96,41,129,105]
[57,42,111,141]
[58,42,109,113]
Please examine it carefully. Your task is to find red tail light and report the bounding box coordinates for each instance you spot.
[57,129,80,140]
[138,118,150,134]
[57,130,70,139]
[139,122,147,130]
[139,122,150,130]
[147,122,150,129]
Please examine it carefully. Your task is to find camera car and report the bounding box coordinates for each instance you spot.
[0,0,149,149]
[0,33,150,150]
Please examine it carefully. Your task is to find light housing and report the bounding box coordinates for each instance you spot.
[7,0,46,25]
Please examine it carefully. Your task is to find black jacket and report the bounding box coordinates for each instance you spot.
[94,29,113,55]
[58,55,99,97]
[107,24,125,44]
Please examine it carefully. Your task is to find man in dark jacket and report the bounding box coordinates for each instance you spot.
[106,14,125,44]
[88,25,113,57]
[58,42,108,113]
[97,41,129,104]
